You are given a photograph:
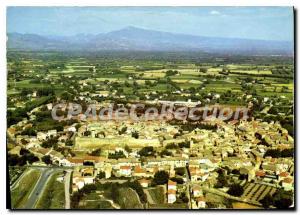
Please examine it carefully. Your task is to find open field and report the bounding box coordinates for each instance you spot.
[145,186,166,204]
[115,187,144,209]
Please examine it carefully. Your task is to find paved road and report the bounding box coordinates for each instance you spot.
[64,170,72,209]
[185,165,192,209]
[22,168,55,209]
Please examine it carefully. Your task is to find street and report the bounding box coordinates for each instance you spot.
[22,168,55,209]
[64,170,72,209]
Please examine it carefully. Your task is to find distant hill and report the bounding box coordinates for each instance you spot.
[7,26,293,55]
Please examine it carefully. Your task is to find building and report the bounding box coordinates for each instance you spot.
[167,189,176,204]
[119,166,131,177]
[168,180,177,190]
[138,178,150,188]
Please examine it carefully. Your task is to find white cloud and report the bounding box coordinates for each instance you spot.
[210,10,221,15]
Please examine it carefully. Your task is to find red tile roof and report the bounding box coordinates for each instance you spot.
[168,180,177,186]
[120,166,131,170]
[255,170,266,177]
[168,190,176,194]
[67,158,84,164]
[283,177,293,184]
[279,172,289,177]
[196,196,206,202]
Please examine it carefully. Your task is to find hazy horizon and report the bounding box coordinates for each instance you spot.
[7,7,294,42]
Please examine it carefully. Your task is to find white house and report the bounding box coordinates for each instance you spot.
[282,177,293,191]
[139,179,150,188]
[168,180,177,190]
[119,166,131,177]
[167,189,176,204]
[192,186,203,197]
[48,129,57,137]
[37,132,47,141]
[196,196,206,208]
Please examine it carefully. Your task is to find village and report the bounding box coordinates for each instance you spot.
[8,96,294,209]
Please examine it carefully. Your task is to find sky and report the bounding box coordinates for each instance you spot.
[7,7,294,41]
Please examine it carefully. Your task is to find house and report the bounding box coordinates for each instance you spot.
[46,103,53,110]
[7,127,16,138]
[72,167,96,192]
[255,170,266,179]
[82,167,95,184]
[196,196,206,208]
[138,178,150,188]
[192,185,202,197]
[37,132,47,141]
[103,165,112,179]
[133,166,147,177]
[167,189,176,204]
[281,177,293,191]
[73,177,85,191]
[64,126,76,132]
[168,180,177,190]
[72,170,85,192]
[48,129,57,137]
[67,157,84,166]
[279,172,290,181]
[119,166,131,177]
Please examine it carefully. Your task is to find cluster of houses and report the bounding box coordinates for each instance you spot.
[7,100,294,208]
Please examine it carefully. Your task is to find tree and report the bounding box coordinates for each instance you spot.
[98,171,105,179]
[20,148,30,155]
[153,170,169,185]
[165,143,178,149]
[81,184,97,194]
[175,167,185,176]
[83,131,91,136]
[126,180,147,203]
[131,131,139,139]
[178,141,190,148]
[21,127,37,136]
[108,151,126,159]
[259,194,273,208]
[273,189,293,209]
[160,149,172,157]
[215,170,228,188]
[8,154,21,166]
[89,148,101,156]
[199,68,207,73]
[42,155,52,165]
[41,137,58,148]
[170,177,184,184]
[227,184,244,197]
[138,146,155,157]
[124,145,132,153]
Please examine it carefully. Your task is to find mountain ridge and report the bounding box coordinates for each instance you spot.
[7,26,293,55]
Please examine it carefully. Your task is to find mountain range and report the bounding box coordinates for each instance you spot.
[7,26,293,55]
